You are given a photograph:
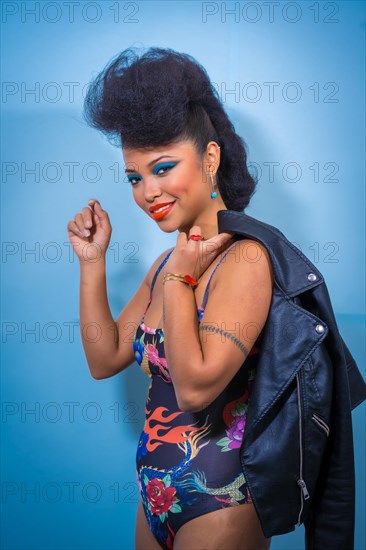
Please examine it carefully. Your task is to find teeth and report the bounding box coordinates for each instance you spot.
[154,202,174,213]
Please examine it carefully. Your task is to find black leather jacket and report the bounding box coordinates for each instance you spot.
[217,210,366,549]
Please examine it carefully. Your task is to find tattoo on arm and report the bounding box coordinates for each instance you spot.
[199,324,249,358]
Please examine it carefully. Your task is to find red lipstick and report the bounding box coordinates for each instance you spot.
[149,201,176,220]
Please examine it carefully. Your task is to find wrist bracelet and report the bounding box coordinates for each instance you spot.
[163,272,199,288]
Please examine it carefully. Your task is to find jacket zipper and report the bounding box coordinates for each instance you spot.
[296,371,310,526]
[312,413,330,437]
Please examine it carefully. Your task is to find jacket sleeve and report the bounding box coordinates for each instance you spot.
[341,335,366,410]
[304,284,359,549]
[304,344,356,549]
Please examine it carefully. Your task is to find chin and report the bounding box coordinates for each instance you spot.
[158,225,177,235]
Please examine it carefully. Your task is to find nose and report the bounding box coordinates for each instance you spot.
[143,175,162,203]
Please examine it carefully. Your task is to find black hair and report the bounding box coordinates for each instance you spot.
[83,46,257,211]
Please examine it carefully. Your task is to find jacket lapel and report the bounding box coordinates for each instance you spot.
[243,286,328,443]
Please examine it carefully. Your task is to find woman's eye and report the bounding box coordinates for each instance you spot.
[127,175,142,186]
[127,162,176,185]
[153,162,176,175]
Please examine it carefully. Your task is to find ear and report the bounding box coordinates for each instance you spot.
[205,141,221,174]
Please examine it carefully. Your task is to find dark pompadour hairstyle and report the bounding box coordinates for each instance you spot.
[83,46,257,211]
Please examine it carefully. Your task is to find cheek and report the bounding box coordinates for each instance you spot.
[173,168,203,196]
[166,177,188,198]
[131,187,144,207]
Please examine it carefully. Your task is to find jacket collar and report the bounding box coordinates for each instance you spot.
[217,210,324,298]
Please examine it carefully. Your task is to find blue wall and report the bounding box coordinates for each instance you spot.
[2,1,365,549]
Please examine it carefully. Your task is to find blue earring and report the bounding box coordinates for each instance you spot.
[210,173,217,198]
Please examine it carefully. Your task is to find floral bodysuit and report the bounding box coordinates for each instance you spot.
[133,241,262,550]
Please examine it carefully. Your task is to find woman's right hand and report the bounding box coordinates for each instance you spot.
[67,199,112,262]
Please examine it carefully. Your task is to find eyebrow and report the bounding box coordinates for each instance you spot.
[124,155,176,174]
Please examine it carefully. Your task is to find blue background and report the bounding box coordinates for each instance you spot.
[1,1,365,549]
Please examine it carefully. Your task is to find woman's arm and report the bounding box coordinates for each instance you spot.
[163,240,274,412]
[79,258,128,380]
[80,247,174,380]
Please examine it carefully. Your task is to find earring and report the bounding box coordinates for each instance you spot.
[210,173,217,198]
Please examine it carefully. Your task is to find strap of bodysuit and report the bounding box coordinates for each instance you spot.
[144,240,243,315]
[143,249,175,314]
[199,240,243,311]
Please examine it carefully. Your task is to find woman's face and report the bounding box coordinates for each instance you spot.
[122,139,223,233]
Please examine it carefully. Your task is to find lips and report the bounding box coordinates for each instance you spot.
[149,201,176,213]
[150,201,176,220]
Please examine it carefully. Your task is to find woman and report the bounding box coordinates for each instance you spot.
[67,47,274,549]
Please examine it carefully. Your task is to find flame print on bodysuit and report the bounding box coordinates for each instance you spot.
[143,405,211,452]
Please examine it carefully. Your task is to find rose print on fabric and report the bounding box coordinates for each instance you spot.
[226,413,246,450]
[216,390,249,452]
[145,475,182,522]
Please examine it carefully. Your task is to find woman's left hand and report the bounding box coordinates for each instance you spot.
[164,226,235,283]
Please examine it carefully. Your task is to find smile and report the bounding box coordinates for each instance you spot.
[150,201,176,220]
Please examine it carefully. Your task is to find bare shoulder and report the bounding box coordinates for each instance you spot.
[214,238,274,290]
[144,246,175,289]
